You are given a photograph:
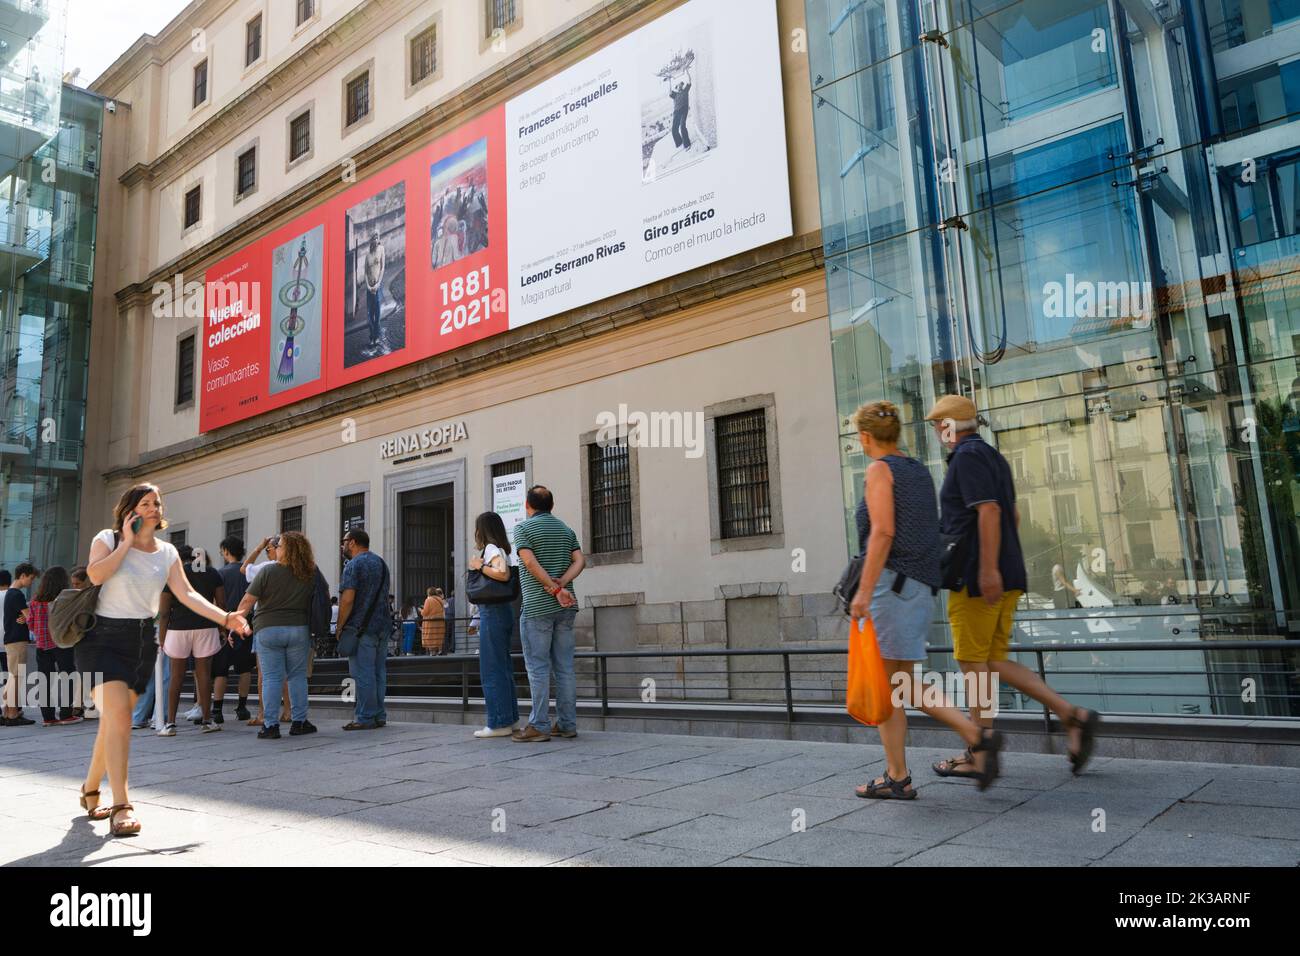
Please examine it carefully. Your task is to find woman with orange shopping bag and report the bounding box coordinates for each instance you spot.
[844,401,1001,798]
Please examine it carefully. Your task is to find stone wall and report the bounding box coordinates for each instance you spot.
[579,584,850,705]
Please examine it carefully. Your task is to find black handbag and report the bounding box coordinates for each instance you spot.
[939,530,975,591]
[833,553,865,615]
[466,553,518,605]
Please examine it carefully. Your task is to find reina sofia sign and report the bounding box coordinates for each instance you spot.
[379,421,468,460]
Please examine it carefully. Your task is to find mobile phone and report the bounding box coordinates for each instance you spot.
[131,516,143,534]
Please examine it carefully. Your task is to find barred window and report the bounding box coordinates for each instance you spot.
[716,409,772,538]
[224,517,245,545]
[280,505,303,534]
[492,458,524,480]
[340,493,365,577]
[410,26,437,86]
[346,73,369,127]
[289,111,311,162]
[170,528,188,549]
[176,333,195,406]
[587,441,633,553]
[486,0,517,38]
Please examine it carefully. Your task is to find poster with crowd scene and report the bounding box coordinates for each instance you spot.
[200,0,789,432]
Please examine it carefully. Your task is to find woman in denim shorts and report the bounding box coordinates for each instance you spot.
[847,401,1001,799]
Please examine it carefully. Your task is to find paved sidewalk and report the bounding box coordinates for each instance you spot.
[2,719,1297,866]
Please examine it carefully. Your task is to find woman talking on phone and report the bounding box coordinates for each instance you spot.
[78,483,251,836]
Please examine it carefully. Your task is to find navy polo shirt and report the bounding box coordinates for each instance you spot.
[938,434,1027,597]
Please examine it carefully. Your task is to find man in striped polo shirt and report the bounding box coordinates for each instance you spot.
[511,485,586,742]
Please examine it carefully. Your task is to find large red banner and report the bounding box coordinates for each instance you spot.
[201,106,509,432]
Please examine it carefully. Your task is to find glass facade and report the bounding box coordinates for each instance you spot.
[0,0,100,571]
[807,0,1299,716]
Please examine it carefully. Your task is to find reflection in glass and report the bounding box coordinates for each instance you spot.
[951,0,1117,135]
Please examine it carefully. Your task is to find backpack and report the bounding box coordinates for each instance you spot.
[308,569,331,644]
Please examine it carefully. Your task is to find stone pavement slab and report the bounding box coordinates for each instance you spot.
[0,719,1295,867]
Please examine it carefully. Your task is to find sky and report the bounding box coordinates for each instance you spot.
[63,0,192,87]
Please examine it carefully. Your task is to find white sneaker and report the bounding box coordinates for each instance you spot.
[183,704,203,721]
[158,723,177,737]
[473,726,514,738]
[201,721,222,733]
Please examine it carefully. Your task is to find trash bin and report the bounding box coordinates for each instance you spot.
[402,620,418,655]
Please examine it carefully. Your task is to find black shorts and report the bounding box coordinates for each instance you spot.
[211,634,255,676]
[74,617,157,695]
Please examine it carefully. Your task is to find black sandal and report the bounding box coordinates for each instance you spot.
[856,772,917,800]
[1067,708,1101,775]
[969,729,1003,792]
[932,749,981,779]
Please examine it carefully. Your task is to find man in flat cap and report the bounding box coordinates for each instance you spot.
[926,395,1101,778]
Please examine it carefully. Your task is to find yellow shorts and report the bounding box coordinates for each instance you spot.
[948,587,1023,663]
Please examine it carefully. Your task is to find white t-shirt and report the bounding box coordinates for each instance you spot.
[483,543,518,568]
[245,559,275,585]
[93,529,180,620]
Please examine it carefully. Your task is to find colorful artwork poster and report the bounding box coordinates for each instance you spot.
[268,224,324,395]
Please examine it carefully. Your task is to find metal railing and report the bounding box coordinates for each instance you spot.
[305,636,1300,723]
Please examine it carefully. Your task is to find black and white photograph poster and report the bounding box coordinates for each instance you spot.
[640,21,716,182]
[343,181,407,368]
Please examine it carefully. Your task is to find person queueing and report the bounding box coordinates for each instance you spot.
[241,535,291,726]
[847,401,1001,799]
[157,544,225,736]
[235,531,320,739]
[420,587,446,655]
[336,529,391,731]
[467,512,520,738]
[79,483,250,836]
[67,567,93,720]
[30,566,82,726]
[211,537,254,723]
[1,563,38,726]
[925,395,1101,779]
[512,486,585,743]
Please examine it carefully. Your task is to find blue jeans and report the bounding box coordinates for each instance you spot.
[477,602,518,729]
[131,653,171,726]
[257,625,310,728]
[348,630,387,725]
[520,607,577,734]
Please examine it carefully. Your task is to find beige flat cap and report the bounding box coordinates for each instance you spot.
[924,394,978,421]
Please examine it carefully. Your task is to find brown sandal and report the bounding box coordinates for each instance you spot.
[931,749,981,779]
[107,804,141,837]
[79,785,111,821]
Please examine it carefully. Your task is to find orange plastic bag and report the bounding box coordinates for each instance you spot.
[846,617,894,726]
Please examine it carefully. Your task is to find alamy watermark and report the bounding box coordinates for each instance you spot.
[891,668,1001,716]
[594,403,705,458]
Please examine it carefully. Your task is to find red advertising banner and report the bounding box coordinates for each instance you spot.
[200,105,509,432]
[200,0,793,432]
